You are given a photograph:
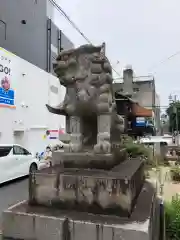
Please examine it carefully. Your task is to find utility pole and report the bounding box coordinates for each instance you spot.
[169,94,179,144]
[171,94,179,145]
[174,95,179,135]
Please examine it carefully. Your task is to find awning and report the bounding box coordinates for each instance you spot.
[132,104,153,117]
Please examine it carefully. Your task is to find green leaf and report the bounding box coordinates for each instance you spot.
[166,101,180,132]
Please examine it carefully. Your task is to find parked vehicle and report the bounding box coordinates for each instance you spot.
[0,144,47,184]
[139,136,172,145]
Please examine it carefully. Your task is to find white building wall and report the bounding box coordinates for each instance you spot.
[134,91,153,109]
[0,47,65,153]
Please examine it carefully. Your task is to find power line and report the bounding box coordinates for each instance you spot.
[50,0,180,78]
[49,0,91,44]
[148,50,180,73]
[49,0,121,77]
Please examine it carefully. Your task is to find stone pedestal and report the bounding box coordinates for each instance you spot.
[52,150,127,169]
[28,156,145,218]
[2,181,161,240]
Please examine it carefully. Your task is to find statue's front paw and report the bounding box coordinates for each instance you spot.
[70,143,82,152]
[94,141,111,154]
[63,143,82,153]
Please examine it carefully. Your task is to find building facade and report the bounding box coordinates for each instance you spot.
[0,0,74,74]
[155,93,161,135]
[0,47,66,153]
[0,0,75,152]
[113,66,160,135]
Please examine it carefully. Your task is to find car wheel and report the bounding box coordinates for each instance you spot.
[29,163,37,173]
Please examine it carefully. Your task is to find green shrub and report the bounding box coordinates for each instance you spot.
[123,142,148,156]
[123,142,155,165]
[165,194,180,239]
[121,136,159,167]
[171,166,180,181]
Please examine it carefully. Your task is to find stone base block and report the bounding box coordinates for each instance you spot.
[2,181,161,240]
[52,149,127,170]
[29,159,145,217]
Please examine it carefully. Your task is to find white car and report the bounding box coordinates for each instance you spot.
[0,144,45,184]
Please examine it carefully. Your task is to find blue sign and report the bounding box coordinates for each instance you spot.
[135,118,154,127]
[0,96,14,105]
[0,76,15,107]
[136,121,146,127]
[0,87,14,99]
[136,117,146,127]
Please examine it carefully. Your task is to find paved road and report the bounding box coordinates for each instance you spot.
[0,178,28,228]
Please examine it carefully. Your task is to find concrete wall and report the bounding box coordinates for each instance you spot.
[0,0,47,70]
[0,0,74,73]
[0,47,66,153]
[113,69,155,109]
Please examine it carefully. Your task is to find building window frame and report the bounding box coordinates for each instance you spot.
[47,18,51,73]
[133,87,140,93]
[0,20,7,40]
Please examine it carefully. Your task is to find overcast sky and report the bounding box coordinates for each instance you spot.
[55,0,180,108]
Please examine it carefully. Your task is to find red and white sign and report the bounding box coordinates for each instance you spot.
[49,129,65,139]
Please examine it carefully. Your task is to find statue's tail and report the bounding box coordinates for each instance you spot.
[46,104,66,115]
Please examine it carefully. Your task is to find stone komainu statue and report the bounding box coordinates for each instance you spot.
[46,43,124,153]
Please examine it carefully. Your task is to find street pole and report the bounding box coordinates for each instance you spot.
[169,94,179,144]
[174,95,179,145]
[169,94,174,134]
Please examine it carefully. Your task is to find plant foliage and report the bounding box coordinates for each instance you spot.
[171,166,180,181]
[122,137,152,159]
[124,142,149,158]
[165,194,180,239]
[166,101,180,132]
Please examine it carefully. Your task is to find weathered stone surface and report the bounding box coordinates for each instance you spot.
[2,181,160,240]
[46,43,124,153]
[28,159,145,217]
[52,150,127,169]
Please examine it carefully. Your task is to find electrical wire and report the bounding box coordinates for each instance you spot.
[49,0,91,44]
[51,0,180,78]
[49,0,180,107]
[148,50,180,73]
[114,104,170,108]
[50,0,171,107]
[49,0,121,77]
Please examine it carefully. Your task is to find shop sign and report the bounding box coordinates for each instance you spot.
[0,50,15,108]
[48,129,65,139]
[136,117,146,126]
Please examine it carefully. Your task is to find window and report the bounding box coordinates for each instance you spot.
[13,146,24,155]
[133,88,139,92]
[0,20,7,40]
[127,106,132,112]
[13,146,30,155]
[0,146,12,157]
[47,18,52,73]
[23,148,31,155]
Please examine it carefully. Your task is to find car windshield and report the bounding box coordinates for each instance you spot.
[0,146,12,157]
